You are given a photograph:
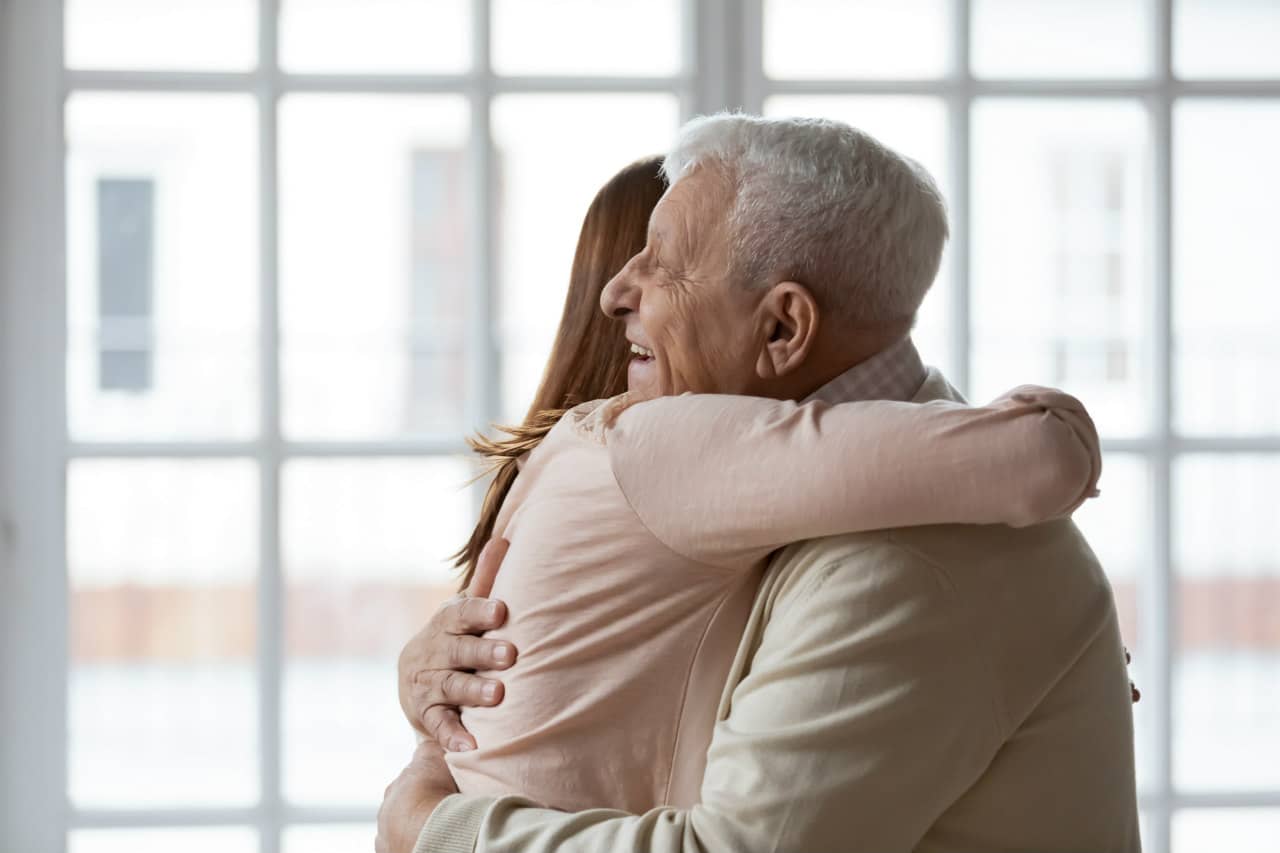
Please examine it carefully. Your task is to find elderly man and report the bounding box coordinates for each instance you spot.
[378,114,1140,853]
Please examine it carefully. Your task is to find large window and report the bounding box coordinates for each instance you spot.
[2,2,1278,852]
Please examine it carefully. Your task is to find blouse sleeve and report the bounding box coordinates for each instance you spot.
[605,386,1101,570]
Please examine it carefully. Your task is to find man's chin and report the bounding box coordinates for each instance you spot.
[627,357,661,397]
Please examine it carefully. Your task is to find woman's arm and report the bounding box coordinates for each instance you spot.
[606,387,1100,570]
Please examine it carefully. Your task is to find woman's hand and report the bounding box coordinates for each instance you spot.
[397,538,517,752]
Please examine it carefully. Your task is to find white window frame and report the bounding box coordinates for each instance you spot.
[3,2,1280,852]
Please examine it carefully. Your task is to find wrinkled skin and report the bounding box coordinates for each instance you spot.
[600,165,779,399]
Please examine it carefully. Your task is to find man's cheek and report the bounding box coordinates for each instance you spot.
[656,301,716,391]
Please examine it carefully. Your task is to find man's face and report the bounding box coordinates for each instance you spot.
[599,168,767,398]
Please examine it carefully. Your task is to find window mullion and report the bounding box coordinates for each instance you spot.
[468,0,497,526]
[1149,1,1176,852]
[1,1,69,850]
[257,1,284,851]
[950,0,973,396]
[739,0,765,115]
[687,0,744,116]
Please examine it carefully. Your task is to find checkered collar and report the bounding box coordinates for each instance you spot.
[801,336,927,405]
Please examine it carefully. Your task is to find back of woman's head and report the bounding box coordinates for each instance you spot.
[455,156,667,585]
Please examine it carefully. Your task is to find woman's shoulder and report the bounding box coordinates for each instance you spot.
[563,393,638,444]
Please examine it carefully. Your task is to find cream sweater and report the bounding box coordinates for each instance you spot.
[419,370,1139,853]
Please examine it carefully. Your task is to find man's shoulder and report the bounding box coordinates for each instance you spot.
[754,521,1124,739]
[757,530,957,630]
[769,517,1094,579]
[762,520,1114,640]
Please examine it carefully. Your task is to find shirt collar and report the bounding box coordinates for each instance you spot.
[801,336,927,405]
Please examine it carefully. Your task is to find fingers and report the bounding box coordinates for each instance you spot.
[439,595,507,636]
[424,705,476,753]
[412,737,449,765]
[434,669,505,706]
[443,634,516,672]
[409,670,503,745]
[467,538,510,598]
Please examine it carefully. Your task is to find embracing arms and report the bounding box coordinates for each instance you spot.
[387,531,1139,853]
[608,386,1102,568]
[384,541,994,853]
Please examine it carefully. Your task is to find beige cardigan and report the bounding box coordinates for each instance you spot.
[419,370,1140,852]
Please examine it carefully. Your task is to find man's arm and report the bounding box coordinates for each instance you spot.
[403,537,1005,853]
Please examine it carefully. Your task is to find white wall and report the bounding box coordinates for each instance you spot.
[1,2,69,850]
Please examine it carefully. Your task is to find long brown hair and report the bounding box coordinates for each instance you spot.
[453,155,667,588]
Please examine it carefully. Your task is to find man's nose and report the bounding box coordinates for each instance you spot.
[600,266,639,319]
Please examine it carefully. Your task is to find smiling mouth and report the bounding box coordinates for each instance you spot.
[629,342,655,361]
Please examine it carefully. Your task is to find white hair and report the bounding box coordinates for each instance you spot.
[661,113,948,328]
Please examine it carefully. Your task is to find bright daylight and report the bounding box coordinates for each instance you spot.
[2,2,1278,853]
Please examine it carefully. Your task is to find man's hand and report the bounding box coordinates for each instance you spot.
[375,740,459,853]
[398,538,516,752]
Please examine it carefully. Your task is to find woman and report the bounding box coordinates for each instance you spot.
[452,155,666,590]
[404,157,1100,813]
[396,156,666,759]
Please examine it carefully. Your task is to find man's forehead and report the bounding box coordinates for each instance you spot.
[649,172,729,240]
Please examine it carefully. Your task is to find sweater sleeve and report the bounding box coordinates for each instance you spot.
[606,385,1101,570]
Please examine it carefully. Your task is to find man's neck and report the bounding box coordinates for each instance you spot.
[802,336,926,405]
[802,319,917,396]
[794,353,883,401]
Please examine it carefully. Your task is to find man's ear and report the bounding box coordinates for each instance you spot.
[755,281,820,380]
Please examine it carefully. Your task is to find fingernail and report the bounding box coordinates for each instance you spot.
[493,644,511,664]
[482,682,499,702]
[487,601,502,620]
[454,740,473,753]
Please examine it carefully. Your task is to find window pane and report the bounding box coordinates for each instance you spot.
[68,460,258,808]
[1174,102,1280,436]
[1071,455,1153,792]
[764,0,951,80]
[492,0,680,76]
[491,95,679,422]
[65,0,256,71]
[70,828,257,853]
[282,824,377,853]
[971,100,1151,436]
[280,95,471,440]
[1173,809,1280,853]
[764,96,954,377]
[66,94,258,440]
[972,0,1150,79]
[1174,456,1280,791]
[282,458,473,806]
[1176,0,1280,79]
[280,0,470,74]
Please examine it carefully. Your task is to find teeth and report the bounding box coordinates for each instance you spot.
[630,343,654,359]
